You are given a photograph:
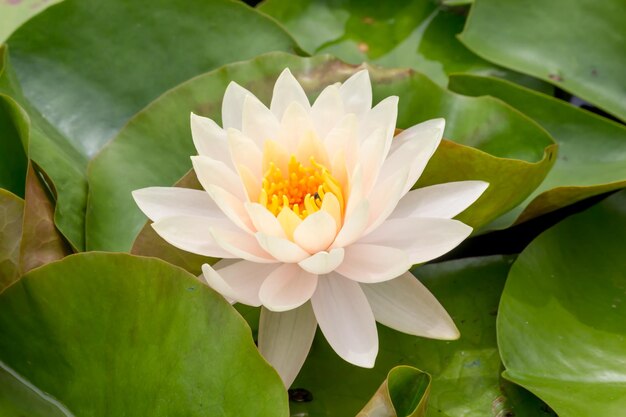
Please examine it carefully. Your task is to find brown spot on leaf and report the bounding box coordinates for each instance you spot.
[358,42,369,53]
[362,16,375,25]
[548,73,563,82]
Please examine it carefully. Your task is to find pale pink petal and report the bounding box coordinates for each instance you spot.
[222,81,262,130]
[241,96,281,148]
[335,244,410,283]
[205,185,254,233]
[358,127,387,193]
[378,118,444,196]
[210,227,275,263]
[363,168,409,235]
[390,181,489,220]
[331,200,369,249]
[201,260,279,306]
[311,274,378,368]
[270,68,311,120]
[339,70,372,118]
[298,248,344,275]
[190,113,232,168]
[259,264,318,312]
[361,271,459,339]
[151,216,237,258]
[359,217,472,265]
[358,95,398,155]
[256,233,310,263]
[132,187,219,222]
[245,203,286,239]
[258,303,317,388]
[191,155,246,200]
[311,84,344,139]
[293,210,337,253]
[324,114,358,172]
[278,102,314,152]
[227,128,263,178]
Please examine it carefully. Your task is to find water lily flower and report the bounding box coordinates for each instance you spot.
[133,69,488,387]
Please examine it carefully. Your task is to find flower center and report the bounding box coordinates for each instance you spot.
[259,155,343,220]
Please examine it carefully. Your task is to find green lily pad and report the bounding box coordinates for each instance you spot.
[0,252,288,416]
[283,256,553,417]
[449,74,626,229]
[0,0,63,43]
[0,188,22,292]
[459,0,626,121]
[497,190,626,417]
[19,163,72,274]
[87,53,554,251]
[0,0,298,249]
[357,366,431,417]
[259,0,548,91]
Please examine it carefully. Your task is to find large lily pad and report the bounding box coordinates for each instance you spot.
[284,256,553,417]
[259,0,548,91]
[449,74,626,229]
[0,0,63,43]
[497,190,626,417]
[0,189,22,292]
[87,53,554,251]
[459,0,626,121]
[0,252,288,416]
[1,0,298,249]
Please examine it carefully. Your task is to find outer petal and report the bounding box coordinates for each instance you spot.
[241,96,280,149]
[151,216,237,258]
[335,244,410,283]
[311,84,344,139]
[361,271,459,339]
[359,217,472,265]
[132,187,219,222]
[270,68,311,120]
[311,273,378,368]
[209,228,275,263]
[377,118,444,195]
[256,233,310,263]
[258,303,317,388]
[363,168,409,235]
[190,113,232,168]
[359,95,398,153]
[222,81,263,130]
[201,260,279,306]
[259,263,318,312]
[293,210,337,253]
[298,248,344,275]
[390,181,489,220]
[339,70,372,118]
[191,155,246,201]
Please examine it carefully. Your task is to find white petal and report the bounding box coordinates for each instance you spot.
[205,185,254,233]
[201,260,279,306]
[324,114,358,172]
[378,118,444,196]
[363,168,409,235]
[210,227,275,263]
[259,264,318,312]
[279,101,314,152]
[190,113,232,167]
[271,68,311,120]
[358,127,387,193]
[331,200,369,248]
[256,233,310,263]
[241,96,280,148]
[245,203,286,239]
[361,271,459,339]
[298,248,344,275]
[222,81,262,130]
[258,303,317,388]
[151,216,236,258]
[359,95,398,157]
[227,128,262,178]
[293,210,337,253]
[191,155,246,200]
[335,244,410,283]
[311,84,344,139]
[311,274,378,368]
[359,217,472,265]
[390,181,489,220]
[132,187,218,222]
[339,70,372,117]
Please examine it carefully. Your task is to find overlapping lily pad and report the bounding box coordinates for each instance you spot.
[459,0,626,121]
[282,256,553,416]
[87,52,555,251]
[0,189,22,292]
[0,0,63,43]
[498,190,626,417]
[259,0,548,91]
[0,0,298,249]
[449,74,626,229]
[0,253,288,416]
